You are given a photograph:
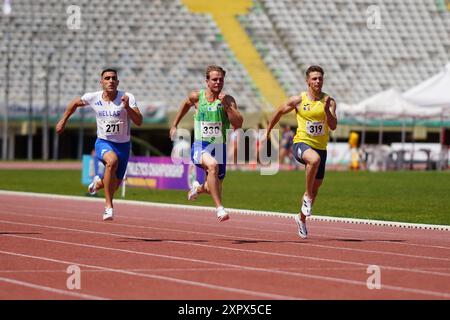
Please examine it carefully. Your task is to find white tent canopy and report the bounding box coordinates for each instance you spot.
[403,62,450,111]
[339,89,442,119]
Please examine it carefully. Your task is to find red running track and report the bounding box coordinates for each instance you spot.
[0,192,449,300]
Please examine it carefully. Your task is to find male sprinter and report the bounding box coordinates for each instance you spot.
[266,65,337,238]
[56,68,143,221]
[170,65,243,222]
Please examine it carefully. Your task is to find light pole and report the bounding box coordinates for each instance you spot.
[27,7,35,161]
[77,5,89,159]
[42,51,53,160]
[53,45,63,160]
[52,2,65,160]
[2,3,12,160]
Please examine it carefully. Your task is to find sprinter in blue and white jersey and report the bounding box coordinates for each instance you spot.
[56,68,143,221]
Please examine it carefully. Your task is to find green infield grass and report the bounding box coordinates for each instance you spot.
[0,169,448,225]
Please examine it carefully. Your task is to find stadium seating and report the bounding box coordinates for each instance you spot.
[0,0,449,118]
[242,0,450,104]
[0,0,264,116]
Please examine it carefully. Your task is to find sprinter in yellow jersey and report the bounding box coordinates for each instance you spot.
[266,66,337,239]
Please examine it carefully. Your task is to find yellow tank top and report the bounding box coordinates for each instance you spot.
[293,92,329,150]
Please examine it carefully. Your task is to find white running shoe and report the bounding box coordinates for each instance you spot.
[103,207,114,221]
[88,175,101,195]
[294,215,308,239]
[301,195,313,216]
[187,180,201,201]
[216,206,230,222]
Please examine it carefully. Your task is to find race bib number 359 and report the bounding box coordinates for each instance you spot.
[201,121,222,138]
[306,121,325,136]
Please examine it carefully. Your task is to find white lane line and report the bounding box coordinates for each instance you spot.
[1,213,449,263]
[0,268,234,273]
[0,249,299,300]
[3,193,450,249]
[108,206,450,251]
[2,232,450,298]
[7,267,448,274]
[2,216,450,278]
[0,195,450,250]
[1,190,449,231]
[3,200,450,252]
[0,276,108,300]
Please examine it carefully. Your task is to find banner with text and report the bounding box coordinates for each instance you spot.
[126,156,205,190]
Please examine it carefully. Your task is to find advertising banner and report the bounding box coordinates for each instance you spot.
[81,154,105,185]
[126,156,205,190]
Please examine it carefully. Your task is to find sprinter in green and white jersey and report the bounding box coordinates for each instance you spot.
[170,65,243,222]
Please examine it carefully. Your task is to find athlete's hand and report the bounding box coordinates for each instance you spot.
[56,119,66,135]
[221,94,236,113]
[219,94,228,110]
[169,126,177,140]
[121,94,130,109]
[264,129,271,142]
[324,96,331,112]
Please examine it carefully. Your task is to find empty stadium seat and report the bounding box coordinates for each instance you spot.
[0,0,449,114]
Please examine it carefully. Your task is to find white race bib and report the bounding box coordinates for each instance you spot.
[306,121,325,136]
[100,119,123,136]
[201,121,222,138]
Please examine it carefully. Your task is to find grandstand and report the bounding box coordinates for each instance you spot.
[241,0,450,103]
[0,0,449,159]
[0,0,263,114]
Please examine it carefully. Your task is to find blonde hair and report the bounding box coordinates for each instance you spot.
[205,65,226,79]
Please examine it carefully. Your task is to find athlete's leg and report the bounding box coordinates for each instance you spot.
[301,148,321,201]
[200,152,222,208]
[93,177,121,193]
[202,174,210,194]
[299,179,323,222]
[203,177,224,195]
[311,179,323,205]
[218,179,223,196]
[102,151,119,209]
[114,179,122,191]
[90,176,123,193]
[94,179,104,191]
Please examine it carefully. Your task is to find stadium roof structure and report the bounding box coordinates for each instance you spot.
[403,63,450,113]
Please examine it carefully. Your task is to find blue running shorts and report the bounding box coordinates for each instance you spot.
[94,138,131,180]
[191,141,227,180]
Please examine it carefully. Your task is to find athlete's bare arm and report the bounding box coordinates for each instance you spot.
[222,95,243,129]
[324,97,337,130]
[56,98,87,134]
[121,95,143,126]
[266,95,302,138]
[169,90,200,139]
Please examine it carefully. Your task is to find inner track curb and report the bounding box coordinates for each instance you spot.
[1,190,449,231]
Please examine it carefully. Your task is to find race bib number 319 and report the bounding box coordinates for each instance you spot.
[201,121,222,138]
[306,121,325,136]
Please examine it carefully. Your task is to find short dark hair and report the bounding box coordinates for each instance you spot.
[101,68,118,77]
[305,65,324,78]
[206,65,226,79]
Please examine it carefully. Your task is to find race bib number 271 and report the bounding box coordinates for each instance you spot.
[101,120,123,136]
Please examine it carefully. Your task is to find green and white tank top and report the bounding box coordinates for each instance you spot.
[194,89,230,143]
